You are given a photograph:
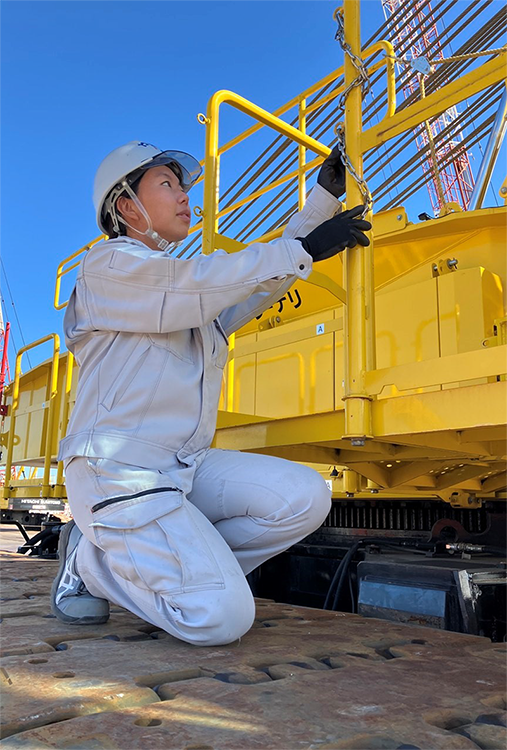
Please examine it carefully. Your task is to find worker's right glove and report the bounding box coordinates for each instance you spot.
[317,144,346,199]
[296,205,372,262]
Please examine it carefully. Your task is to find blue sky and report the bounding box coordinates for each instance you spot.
[1,0,504,370]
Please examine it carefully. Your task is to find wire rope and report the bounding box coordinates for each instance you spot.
[0,258,32,368]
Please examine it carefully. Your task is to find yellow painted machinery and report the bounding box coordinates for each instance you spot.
[1,1,505,635]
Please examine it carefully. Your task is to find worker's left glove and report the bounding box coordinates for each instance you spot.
[317,144,346,199]
[297,205,371,262]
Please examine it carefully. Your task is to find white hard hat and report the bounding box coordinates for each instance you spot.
[93,140,202,234]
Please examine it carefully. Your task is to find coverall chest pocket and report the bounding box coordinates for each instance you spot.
[100,338,150,413]
[148,330,195,364]
[212,320,229,370]
[89,490,225,595]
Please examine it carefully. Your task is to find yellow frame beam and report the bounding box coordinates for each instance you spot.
[365,345,507,395]
[362,52,507,153]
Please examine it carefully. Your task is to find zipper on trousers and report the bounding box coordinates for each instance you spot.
[91,486,179,514]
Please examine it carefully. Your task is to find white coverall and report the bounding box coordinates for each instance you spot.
[58,184,339,646]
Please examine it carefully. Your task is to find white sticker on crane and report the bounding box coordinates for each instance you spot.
[316,324,325,335]
[325,480,333,492]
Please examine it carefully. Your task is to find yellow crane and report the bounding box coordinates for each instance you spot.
[1,1,505,628]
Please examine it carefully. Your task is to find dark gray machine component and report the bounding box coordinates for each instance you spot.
[357,556,506,639]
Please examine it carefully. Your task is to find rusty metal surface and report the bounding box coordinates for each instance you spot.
[1,552,506,749]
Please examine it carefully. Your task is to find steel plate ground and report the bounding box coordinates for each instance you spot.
[1,551,505,749]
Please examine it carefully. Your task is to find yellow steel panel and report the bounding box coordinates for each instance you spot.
[335,278,439,404]
[239,208,507,336]
[438,268,504,388]
[215,409,346,452]
[365,345,506,395]
[223,332,257,415]
[375,277,440,398]
[215,380,506,451]
[334,317,345,407]
[4,368,48,464]
[372,381,507,437]
[371,207,408,235]
[255,310,335,417]
[1,351,77,468]
[373,208,507,302]
[239,272,342,336]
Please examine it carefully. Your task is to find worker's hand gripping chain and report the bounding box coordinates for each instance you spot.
[297,208,371,262]
[317,144,346,198]
[300,138,372,261]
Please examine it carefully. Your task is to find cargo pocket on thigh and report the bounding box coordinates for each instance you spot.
[89,489,224,595]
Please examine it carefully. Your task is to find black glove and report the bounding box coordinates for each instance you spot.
[317,144,346,199]
[297,205,371,262]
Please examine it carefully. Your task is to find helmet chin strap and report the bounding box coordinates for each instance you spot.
[113,180,170,251]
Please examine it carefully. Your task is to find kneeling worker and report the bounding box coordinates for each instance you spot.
[51,140,371,646]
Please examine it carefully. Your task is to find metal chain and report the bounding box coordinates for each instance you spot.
[334,123,372,218]
[334,9,372,109]
[333,9,373,218]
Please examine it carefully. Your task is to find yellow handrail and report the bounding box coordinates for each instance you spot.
[201,88,332,256]
[54,351,75,494]
[3,335,60,499]
[199,42,396,250]
[54,236,106,310]
[362,40,396,121]
[53,34,396,303]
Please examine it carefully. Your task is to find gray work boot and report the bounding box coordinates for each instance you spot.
[51,520,110,625]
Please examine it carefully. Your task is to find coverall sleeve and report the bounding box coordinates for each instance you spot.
[218,184,342,336]
[79,237,312,334]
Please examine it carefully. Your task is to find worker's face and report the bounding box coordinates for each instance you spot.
[138,165,192,242]
[118,165,191,247]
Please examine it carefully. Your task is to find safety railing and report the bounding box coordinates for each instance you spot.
[3,335,61,499]
[54,236,105,310]
[194,7,396,419]
[52,30,396,310]
[198,42,396,256]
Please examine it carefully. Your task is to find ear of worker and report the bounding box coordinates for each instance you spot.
[297,145,372,263]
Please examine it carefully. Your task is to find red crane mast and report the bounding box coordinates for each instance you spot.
[0,314,11,416]
[381,0,475,213]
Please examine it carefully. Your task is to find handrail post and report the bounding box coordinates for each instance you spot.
[55,350,74,494]
[342,0,373,445]
[202,105,220,256]
[42,337,61,496]
[298,96,307,210]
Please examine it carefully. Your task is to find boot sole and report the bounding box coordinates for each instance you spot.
[50,521,109,625]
